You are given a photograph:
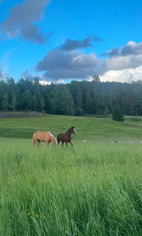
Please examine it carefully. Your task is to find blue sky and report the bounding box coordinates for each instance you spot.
[0,0,142,83]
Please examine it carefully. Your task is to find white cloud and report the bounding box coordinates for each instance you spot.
[105,54,142,71]
[100,41,142,82]
[36,49,101,81]
[0,48,16,79]
[21,70,41,81]
[0,0,50,43]
[39,80,51,85]
[54,79,65,84]
[19,40,142,83]
[60,35,103,51]
[35,41,142,83]
[0,70,7,80]
[100,66,142,83]
[103,41,142,57]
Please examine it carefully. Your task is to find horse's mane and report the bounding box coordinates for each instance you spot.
[66,127,74,133]
[48,131,57,144]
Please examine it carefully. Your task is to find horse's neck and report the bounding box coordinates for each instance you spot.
[51,136,57,146]
[65,130,71,137]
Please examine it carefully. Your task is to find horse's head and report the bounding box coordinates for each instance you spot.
[48,132,58,146]
[70,127,77,135]
[51,136,58,146]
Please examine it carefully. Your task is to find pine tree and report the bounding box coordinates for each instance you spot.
[40,95,45,112]
[2,93,9,111]
[112,104,124,121]
[11,94,17,111]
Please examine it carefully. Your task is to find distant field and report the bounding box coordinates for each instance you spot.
[0,114,142,141]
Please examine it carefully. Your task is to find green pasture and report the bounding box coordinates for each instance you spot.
[0,139,142,235]
[0,114,142,141]
[1,115,142,235]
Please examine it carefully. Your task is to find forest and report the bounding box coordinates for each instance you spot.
[0,77,142,116]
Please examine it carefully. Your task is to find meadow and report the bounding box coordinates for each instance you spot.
[0,115,142,235]
[0,114,142,141]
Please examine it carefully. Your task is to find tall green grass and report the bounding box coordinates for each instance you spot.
[1,139,142,235]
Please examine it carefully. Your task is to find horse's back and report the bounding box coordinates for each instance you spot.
[57,133,63,139]
[57,133,70,142]
[33,131,51,141]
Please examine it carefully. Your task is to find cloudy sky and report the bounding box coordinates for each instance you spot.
[0,0,142,83]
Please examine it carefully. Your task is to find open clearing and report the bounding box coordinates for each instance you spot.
[0,114,142,142]
[0,115,142,235]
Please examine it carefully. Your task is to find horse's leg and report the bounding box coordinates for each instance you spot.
[66,142,68,147]
[46,140,51,147]
[33,138,39,146]
[33,137,37,145]
[57,136,60,145]
[46,141,49,147]
[37,139,40,147]
[37,140,40,147]
[62,141,64,146]
[69,141,73,147]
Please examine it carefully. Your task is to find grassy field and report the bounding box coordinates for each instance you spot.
[1,115,142,235]
[0,114,142,141]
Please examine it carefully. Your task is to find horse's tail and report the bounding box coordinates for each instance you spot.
[33,133,36,145]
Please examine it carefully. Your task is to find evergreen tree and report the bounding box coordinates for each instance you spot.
[51,86,75,115]
[1,77,142,117]
[32,95,38,111]
[104,105,109,117]
[22,90,32,111]
[112,104,124,121]
[2,93,9,111]
[40,95,45,112]
[11,94,17,111]
[92,75,101,82]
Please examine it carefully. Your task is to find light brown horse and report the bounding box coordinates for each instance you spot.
[33,131,57,147]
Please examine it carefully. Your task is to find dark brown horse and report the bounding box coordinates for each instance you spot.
[57,127,77,147]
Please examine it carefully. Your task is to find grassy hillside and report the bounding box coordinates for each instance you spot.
[0,114,142,141]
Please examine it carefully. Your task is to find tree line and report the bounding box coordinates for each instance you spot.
[0,77,142,117]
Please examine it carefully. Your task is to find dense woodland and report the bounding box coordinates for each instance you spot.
[0,77,142,116]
